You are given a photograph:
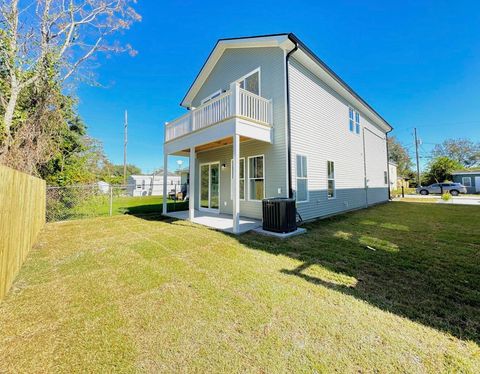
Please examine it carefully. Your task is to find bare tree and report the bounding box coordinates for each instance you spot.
[0,0,140,148]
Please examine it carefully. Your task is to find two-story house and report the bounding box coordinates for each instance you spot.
[162,33,392,234]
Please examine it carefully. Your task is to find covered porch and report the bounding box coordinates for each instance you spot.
[162,82,272,234]
[164,210,261,234]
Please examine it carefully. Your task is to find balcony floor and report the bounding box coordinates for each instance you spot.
[164,210,261,234]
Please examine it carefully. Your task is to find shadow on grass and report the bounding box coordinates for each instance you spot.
[237,202,480,344]
[125,201,188,221]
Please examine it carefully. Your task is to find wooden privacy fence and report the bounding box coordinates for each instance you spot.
[0,165,46,300]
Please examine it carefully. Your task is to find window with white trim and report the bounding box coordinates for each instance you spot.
[349,108,360,134]
[248,155,264,200]
[237,69,260,95]
[327,161,335,198]
[231,158,245,200]
[201,90,222,105]
[296,155,308,202]
[462,177,472,187]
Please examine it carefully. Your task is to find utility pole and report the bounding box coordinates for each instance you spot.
[414,127,421,186]
[123,110,128,186]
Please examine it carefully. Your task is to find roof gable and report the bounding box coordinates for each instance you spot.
[180,33,392,132]
[181,34,293,108]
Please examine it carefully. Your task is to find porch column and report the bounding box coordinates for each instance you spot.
[162,152,168,215]
[189,146,196,221]
[232,134,240,234]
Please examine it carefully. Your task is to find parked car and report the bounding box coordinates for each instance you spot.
[416,183,467,196]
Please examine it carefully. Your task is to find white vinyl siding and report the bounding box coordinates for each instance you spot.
[191,47,288,219]
[296,155,308,202]
[289,57,388,221]
[248,155,264,201]
[230,158,245,200]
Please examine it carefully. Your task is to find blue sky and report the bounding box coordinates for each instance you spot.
[77,0,480,173]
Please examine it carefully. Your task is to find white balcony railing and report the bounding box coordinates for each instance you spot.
[165,83,272,142]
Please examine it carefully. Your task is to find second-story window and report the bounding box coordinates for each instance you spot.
[237,69,260,95]
[201,90,222,105]
[349,108,360,134]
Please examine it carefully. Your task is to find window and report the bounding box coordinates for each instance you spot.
[141,180,145,189]
[349,108,354,132]
[384,171,388,185]
[327,161,335,198]
[201,90,222,105]
[237,69,260,95]
[349,108,360,134]
[462,177,472,187]
[231,158,245,200]
[296,155,308,202]
[248,155,264,200]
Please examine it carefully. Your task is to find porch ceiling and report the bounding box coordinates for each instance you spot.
[187,136,250,153]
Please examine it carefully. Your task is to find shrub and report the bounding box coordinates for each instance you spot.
[441,192,452,202]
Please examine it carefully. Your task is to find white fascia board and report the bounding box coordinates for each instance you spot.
[181,35,293,108]
[291,48,392,133]
[452,171,480,175]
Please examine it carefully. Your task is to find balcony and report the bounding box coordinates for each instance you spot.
[165,83,273,145]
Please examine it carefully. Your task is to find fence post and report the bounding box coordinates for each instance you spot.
[174,183,176,212]
[109,185,113,216]
[401,185,404,198]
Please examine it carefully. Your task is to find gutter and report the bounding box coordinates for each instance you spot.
[285,34,298,198]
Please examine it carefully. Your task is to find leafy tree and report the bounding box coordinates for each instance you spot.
[388,136,413,177]
[0,0,140,177]
[106,164,142,185]
[432,138,480,168]
[0,0,140,148]
[422,156,462,185]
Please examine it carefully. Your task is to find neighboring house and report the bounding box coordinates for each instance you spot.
[127,174,181,196]
[163,33,392,233]
[97,181,110,194]
[388,161,398,191]
[452,170,480,194]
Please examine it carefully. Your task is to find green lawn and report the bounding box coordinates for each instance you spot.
[1,202,479,372]
[48,194,188,221]
[76,195,188,216]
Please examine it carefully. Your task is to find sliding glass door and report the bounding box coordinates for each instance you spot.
[199,162,220,212]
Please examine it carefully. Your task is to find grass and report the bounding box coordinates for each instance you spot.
[1,202,479,372]
[48,194,188,221]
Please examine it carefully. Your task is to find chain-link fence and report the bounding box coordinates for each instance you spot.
[46,183,189,222]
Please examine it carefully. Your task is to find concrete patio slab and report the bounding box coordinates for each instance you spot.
[253,227,307,239]
[164,210,261,234]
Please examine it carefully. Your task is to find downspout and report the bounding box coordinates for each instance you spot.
[362,128,368,208]
[285,35,298,198]
[385,129,393,200]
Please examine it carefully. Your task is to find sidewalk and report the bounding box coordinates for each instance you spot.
[396,194,480,206]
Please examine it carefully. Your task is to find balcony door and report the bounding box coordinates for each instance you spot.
[199,162,220,213]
